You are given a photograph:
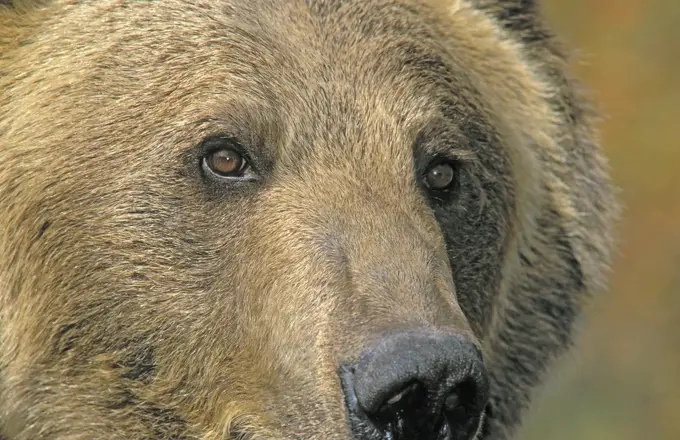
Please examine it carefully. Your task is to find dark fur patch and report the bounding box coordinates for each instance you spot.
[395,41,454,84]
[144,406,190,440]
[435,101,515,336]
[114,344,157,384]
[54,322,82,354]
[473,0,551,44]
[37,220,51,239]
[107,390,190,440]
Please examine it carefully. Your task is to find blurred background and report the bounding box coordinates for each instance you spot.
[520,1,680,439]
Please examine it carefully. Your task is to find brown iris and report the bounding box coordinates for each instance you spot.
[205,148,247,177]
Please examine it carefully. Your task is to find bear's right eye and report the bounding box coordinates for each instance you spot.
[200,137,253,180]
[205,148,248,177]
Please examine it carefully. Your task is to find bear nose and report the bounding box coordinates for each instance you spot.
[339,330,489,440]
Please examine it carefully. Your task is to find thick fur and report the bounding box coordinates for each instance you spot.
[0,1,617,440]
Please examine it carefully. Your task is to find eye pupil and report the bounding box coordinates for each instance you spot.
[207,149,245,176]
[425,162,456,190]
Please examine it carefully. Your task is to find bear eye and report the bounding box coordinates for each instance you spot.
[205,149,247,176]
[424,161,457,191]
[201,138,251,179]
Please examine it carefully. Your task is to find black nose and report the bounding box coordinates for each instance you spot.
[339,330,489,440]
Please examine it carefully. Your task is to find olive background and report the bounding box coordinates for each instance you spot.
[520,1,680,439]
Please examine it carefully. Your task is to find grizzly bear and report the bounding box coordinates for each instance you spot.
[0,1,617,439]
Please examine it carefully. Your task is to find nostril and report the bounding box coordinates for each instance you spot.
[443,379,486,440]
[385,382,419,407]
[443,379,478,426]
[448,378,478,412]
[374,381,424,427]
[385,383,419,408]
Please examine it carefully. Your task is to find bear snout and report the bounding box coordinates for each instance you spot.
[339,330,489,440]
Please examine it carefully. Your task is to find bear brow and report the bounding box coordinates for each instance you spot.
[414,122,480,163]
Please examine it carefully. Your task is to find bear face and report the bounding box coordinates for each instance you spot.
[0,1,617,440]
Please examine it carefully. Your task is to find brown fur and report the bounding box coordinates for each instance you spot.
[0,1,618,439]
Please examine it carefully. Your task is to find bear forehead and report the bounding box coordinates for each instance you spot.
[59,0,479,113]
[38,0,497,162]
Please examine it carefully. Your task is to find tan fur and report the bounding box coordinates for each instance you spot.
[0,1,617,439]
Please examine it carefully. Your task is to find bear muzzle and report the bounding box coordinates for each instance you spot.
[339,329,489,440]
